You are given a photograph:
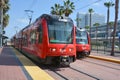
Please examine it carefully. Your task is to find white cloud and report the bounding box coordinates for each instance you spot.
[93,3,100,6]
[17,18,29,24]
[92,2,101,7]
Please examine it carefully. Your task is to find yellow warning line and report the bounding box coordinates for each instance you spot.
[13,48,55,80]
[89,55,120,64]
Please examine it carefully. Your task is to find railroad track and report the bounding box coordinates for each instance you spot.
[16,49,120,80]
[82,58,120,71]
[20,50,100,80]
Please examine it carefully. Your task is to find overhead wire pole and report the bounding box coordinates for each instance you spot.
[14,26,18,35]
[0,0,4,47]
[24,10,34,25]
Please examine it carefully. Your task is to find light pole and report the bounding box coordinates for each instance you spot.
[24,10,34,25]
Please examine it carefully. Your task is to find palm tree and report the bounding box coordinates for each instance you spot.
[108,21,114,44]
[3,14,9,28]
[111,0,119,56]
[50,0,75,17]
[104,1,114,45]
[0,0,9,46]
[88,8,94,37]
[75,18,81,27]
[2,0,10,28]
[51,3,63,16]
[85,25,90,32]
[3,0,10,14]
[93,23,100,53]
[93,23,100,42]
[63,0,75,17]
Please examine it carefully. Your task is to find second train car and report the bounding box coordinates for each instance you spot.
[12,14,76,66]
[76,27,91,58]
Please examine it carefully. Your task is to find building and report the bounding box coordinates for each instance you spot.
[91,20,120,39]
[77,12,105,28]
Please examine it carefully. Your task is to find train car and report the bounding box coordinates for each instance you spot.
[13,14,76,66]
[76,27,91,58]
[14,31,23,49]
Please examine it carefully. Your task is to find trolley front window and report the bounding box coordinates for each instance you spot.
[76,30,88,44]
[48,20,73,44]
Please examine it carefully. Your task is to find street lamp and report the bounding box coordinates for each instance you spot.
[24,10,34,25]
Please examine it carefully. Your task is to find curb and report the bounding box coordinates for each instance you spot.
[88,55,120,64]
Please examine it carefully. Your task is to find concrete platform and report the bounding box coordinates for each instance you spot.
[0,47,54,80]
[0,47,29,80]
[89,51,120,64]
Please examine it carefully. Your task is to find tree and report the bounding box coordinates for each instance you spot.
[93,23,100,53]
[0,0,10,28]
[50,0,75,17]
[3,14,9,27]
[111,0,119,56]
[93,23,100,42]
[88,8,94,37]
[75,18,81,27]
[104,1,114,43]
[108,21,114,44]
[51,3,63,16]
[0,0,9,47]
[3,0,10,14]
[108,21,114,31]
[63,0,75,17]
[85,25,90,32]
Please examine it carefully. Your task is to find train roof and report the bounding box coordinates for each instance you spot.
[76,27,86,31]
[19,14,74,32]
[36,14,73,23]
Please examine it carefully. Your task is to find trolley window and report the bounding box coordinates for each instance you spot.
[23,34,28,46]
[47,20,73,44]
[76,30,88,44]
[38,24,43,43]
[30,31,36,44]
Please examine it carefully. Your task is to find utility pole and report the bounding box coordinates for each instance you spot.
[24,10,33,25]
[0,0,4,47]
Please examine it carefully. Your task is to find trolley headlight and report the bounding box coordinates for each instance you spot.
[50,48,56,52]
[69,48,73,52]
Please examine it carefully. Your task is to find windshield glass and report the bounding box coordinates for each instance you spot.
[48,20,73,44]
[76,29,88,44]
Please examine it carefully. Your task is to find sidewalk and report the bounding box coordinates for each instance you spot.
[0,46,55,80]
[0,47,31,80]
[89,50,120,64]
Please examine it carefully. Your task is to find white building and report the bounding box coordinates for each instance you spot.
[77,12,105,28]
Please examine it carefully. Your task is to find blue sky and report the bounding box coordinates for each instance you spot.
[5,0,120,39]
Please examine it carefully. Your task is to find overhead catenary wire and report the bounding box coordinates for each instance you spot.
[24,0,38,25]
[75,0,103,11]
[27,0,38,10]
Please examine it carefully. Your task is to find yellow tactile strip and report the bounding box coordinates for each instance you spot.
[89,55,120,64]
[13,48,55,80]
